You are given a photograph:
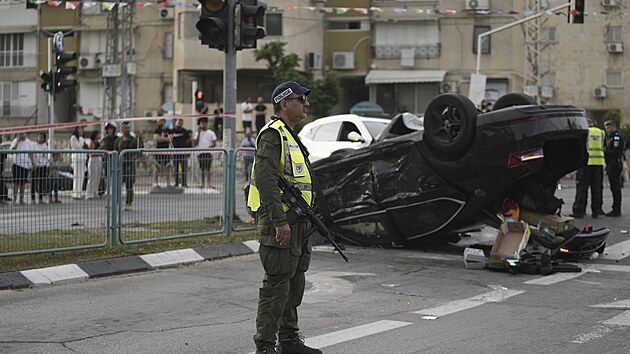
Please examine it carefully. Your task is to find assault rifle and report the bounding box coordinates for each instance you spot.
[277,173,349,262]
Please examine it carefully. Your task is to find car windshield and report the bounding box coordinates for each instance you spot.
[364,121,389,139]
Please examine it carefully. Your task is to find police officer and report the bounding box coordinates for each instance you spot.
[571,119,605,218]
[247,82,321,354]
[603,120,625,217]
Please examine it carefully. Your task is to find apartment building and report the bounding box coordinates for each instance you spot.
[322,0,628,121]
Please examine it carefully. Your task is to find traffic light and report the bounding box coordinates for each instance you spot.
[568,0,585,24]
[196,0,230,50]
[195,89,205,113]
[236,0,267,50]
[40,71,54,93]
[54,50,77,93]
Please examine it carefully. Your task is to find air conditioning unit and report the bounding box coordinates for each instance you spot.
[466,0,490,10]
[332,52,355,70]
[608,43,623,53]
[79,53,104,70]
[602,0,619,7]
[593,86,607,98]
[79,56,95,70]
[159,7,174,20]
[305,52,322,70]
[540,85,554,98]
[440,81,459,93]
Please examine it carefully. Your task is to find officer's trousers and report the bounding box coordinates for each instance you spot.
[573,165,604,215]
[254,219,311,349]
[607,164,623,212]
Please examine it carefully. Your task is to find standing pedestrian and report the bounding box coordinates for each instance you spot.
[31,133,51,204]
[254,96,268,133]
[571,119,605,218]
[603,120,625,216]
[247,81,321,354]
[241,96,254,132]
[70,126,87,200]
[193,117,217,190]
[152,119,173,188]
[0,135,9,203]
[86,130,104,199]
[240,128,255,182]
[115,122,144,211]
[171,119,191,187]
[49,153,63,203]
[10,132,34,205]
[213,102,224,141]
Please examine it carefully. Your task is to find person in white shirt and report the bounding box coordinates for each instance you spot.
[193,118,217,189]
[31,133,51,204]
[70,126,87,199]
[10,132,35,205]
[241,97,254,132]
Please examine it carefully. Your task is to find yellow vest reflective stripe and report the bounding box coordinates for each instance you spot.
[247,119,313,213]
[587,127,605,166]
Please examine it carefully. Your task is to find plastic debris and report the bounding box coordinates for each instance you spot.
[589,252,599,260]
[381,283,399,287]
[621,230,628,234]
[422,315,438,320]
[395,291,417,297]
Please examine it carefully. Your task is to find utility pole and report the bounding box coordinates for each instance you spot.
[223,0,237,150]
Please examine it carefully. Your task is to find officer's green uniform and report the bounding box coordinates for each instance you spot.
[248,118,313,349]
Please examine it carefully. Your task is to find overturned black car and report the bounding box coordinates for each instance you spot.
[313,93,592,247]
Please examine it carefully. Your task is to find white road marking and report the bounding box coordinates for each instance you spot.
[600,238,630,261]
[304,320,412,349]
[523,271,589,285]
[592,299,630,308]
[304,271,375,304]
[570,325,615,344]
[603,310,630,326]
[590,264,630,273]
[413,287,525,317]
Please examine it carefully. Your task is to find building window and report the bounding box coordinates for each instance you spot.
[541,26,556,43]
[0,33,24,67]
[473,26,491,54]
[606,26,622,42]
[373,21,440,59]
[328,21,369,30]
[265,12,282,36]
[0,81,37,118]
[607,70,622,87]
[164,32,174,59]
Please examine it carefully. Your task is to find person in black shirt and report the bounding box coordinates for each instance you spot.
[153,119,173,188]
[213,102,224,141]
[254,96,267,133]
[603,120,625,217]
[171,119,191,187]
[0,135,9,203]
[103,123,118,152]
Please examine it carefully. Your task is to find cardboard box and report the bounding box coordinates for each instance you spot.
[463,247,486,269]
[519,210,574,234]
[490,222,531,265]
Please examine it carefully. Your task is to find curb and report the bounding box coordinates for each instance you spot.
[0,241,259,291]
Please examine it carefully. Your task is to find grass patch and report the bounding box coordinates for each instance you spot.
[0,219,258,273]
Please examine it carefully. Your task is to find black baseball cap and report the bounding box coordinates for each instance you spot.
[271,81,311,104]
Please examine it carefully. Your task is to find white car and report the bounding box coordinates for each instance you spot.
[299,114,391,162]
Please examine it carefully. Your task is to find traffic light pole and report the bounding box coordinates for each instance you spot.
[223,0,237,150]
[47,37,56,148]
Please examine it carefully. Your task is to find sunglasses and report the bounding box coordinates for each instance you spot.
[284,95,308,104]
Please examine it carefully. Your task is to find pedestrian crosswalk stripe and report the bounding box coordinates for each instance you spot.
[304,320,412,349]
[413,287,524,317]
[599,238,630,261]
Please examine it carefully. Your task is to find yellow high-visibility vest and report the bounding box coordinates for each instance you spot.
[247,119,313,213]
[587,126,605,166]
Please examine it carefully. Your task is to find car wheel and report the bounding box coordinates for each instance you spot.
[423,93,477,153]
[492,93,537,111]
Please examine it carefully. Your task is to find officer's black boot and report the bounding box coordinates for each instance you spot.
[255,343,278,354]
[278,333,321,354]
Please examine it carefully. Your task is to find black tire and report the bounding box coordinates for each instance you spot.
[423,94,477,153]
[492,93,537,111]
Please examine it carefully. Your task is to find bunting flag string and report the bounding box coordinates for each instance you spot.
[10,0,630,18]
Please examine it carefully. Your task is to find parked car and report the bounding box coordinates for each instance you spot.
[313,93,592,246]
[299,114,391,162]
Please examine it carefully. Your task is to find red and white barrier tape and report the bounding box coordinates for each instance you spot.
[0,112,235,135]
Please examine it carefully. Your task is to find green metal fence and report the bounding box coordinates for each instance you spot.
[0,147,256,257]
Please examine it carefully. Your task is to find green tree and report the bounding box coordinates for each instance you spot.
[254,40,341,119]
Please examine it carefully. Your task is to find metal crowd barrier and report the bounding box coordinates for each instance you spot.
[0,147,257,257]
